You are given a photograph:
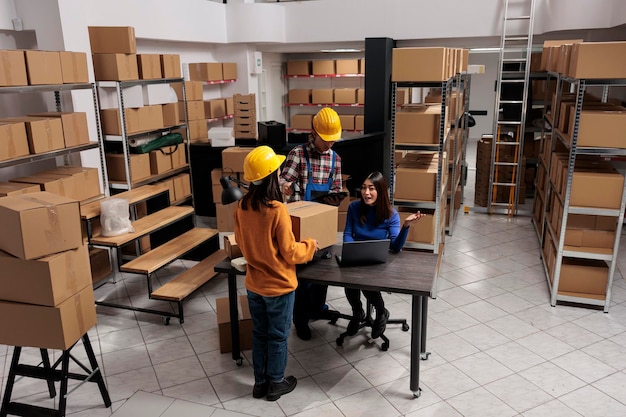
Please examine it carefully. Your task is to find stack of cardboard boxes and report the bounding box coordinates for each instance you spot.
[0,192,96,350]
[9,165,101,203]
[173,81,207,143]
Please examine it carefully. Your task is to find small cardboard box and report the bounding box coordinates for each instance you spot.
[221,146,253,173]
[187,119,208,141]
[88,26,137,54]
[335,59,359,75]
[1,117,65,154]
[100,108,141,135]
[312,89,333,104]
[0,285,96,350]
[287,61,310,76]
[39,166,100,202]
[161,103,180,127]
[24,50,63,85]
[0,192,82,260]
[0,122,29,161]
[288,89,311,104]
[355,115,364,131]
[89,247,112,283]
[0,50,28,86]
[137,54,162,80]
[0,245,91,306]
[0,182,40,197]
[339,115,355,131]
[334,88,357,104]
[394,165,438,202]
[286,201,338,249]
[149,149,173,175]
[215,202,236,232]
[183,100,206,121]
[216,295,252,353]
[28,112,89,148]
[138,105,164,132]
[168,144,187,168]
[226,97,234,115]
[171,81,203,102]
[223,234,242,259]
[394,106,441,144]
[205,99,227,119]
[59,52,89,84]
[357,88,365,105]
[92,53,139,81]
[160,54,181,78]
[392,47,448,82]
[222,62,238,80]
[312,60,335,75]
[105,153,151,182]
[291,114,313,130]
[559,258,608,295]
[173,173,192,201]
[188,62,222,82]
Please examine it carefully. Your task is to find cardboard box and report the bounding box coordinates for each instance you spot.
[168,144,187,168]
[335,59,359,75]
[399,209,435,244]
[188,62,222,82]
[173,173,192,201]
[100,108,141,135]
[138,105,164,132]
[28,112,89,148]
[355,115,364,131]
[286,201,338,249]
[0,245,91,306]
[216,295,252,353]
[205,99,227,119]
[567,42,626,79]
[222,62,238,80]
[559,259,608,295]
[59,52,89,84]
[574,108,626,148]
[88,26,137,54]
[149,149,173,175]
[288,89,311,104]
[187,119,208,141]
[39,166,100,202]
[226,97,234,115]
[339,115,355,131]
[291,114,313,130]
[161,103,180,127]
[221,146,253,173]
[287,61,310,76]
[0,122,29,161]
[92,53,139,81]
[0,182,40,197]
[0,50,28,86]
[137,54,162,80]
[223,234,242,259]
[24,50,63,85]
[172,81,203,102]
[160,54,181,78]
[10,176,64,196]
[0,192,82,260]
[1,117,64,154]
[215,202,236,232]
[392,47,448,82]
[89,247,112,283]
[26,173,78,200]
[334,88,357,104]
[312,60,335,75]
[359,58,365,74]
[105,153,151,183]
[183,100,206,121]
[394,106,441,144]
[394,164,438,202]
[357,88,365,105]
[158,178,176,203]
[0,285,96,350]
[142,84,176,106]
[570,169,624,209]
[312,89,334,104]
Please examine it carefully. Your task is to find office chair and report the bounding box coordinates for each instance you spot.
[336,300,409,351]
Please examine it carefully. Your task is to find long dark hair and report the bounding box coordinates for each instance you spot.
[359,171,393,225]
[240,170,283,211]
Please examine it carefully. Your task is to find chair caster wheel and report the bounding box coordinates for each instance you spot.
[336,337,344,347]
[163,317,170,325]
[381,341,389,351]
[402,323,409,332]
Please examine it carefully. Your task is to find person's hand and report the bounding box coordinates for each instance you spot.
[322,194,342,207]
[314,240,320,251]
[282,182,293,196]
[403,211,425,228]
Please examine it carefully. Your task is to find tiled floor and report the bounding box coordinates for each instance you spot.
[2,137,626,416]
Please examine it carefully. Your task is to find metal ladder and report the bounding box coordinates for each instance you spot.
[488,0,536,216]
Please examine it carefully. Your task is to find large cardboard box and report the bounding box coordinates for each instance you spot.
[215,202,236,232]
[100,108,141,135]
[339,115,355,131]
[334,88,357,104]
[39,166,100,202]
[559,259,608,296]
[573,108,626,148]
[286,201,338,249]
[28,112,89,148]
[88,26,137,54]
[0,245,91,306]
[92,53,139,81]
[291,114,313,130]
[0,50,28,86]
[398,209,435,244]
[222,62,238,80]
[223,234,242,259]
[105,153,151,182]
[1,117,64,154]
[394,164,438,202]
[221,146,253,173]
[355,115,364,131]
[0,285,96,350]
[0,192,82,260]
[188,62,222,82]
[26,173,78,200]
[288,89,311,104]
[171,81,203,102]
[335,59,359,75]
[149,149,173,175]
[183,100,206,121]
[311,89,334,104]
[205,99,227,119]
[24,50,63,85]
[216,295,252,353]
[0,182,40,197]
[0,122,29,161]
[10,175,65,196]
[392,47,448,82]
[137,54,162,80]
[138,105,164,132]
[312,60,335,75]
[539,40,583,71]
[187,119,208,142]
[567,42,626,79]
[161,103,180,127]
[59,52,89,84]
[160,54,181,78]
[570,169,624,209]
[394,106,441,144]
[287,61,310,76]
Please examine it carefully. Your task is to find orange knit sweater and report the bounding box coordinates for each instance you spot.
[234,200,316,297]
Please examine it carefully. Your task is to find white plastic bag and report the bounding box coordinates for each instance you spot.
[100,198,134,237]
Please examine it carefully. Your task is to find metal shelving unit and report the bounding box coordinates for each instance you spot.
[537,72,626,311]
[390,79,452,254]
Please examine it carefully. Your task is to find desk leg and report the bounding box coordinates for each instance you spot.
[228,273,243,366]
[410,295,423,397]
[420,298,431,360]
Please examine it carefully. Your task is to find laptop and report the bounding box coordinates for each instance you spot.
[335,239,390,267]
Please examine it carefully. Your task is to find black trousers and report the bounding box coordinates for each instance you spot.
[345,288,384,315]
[293,282,328,326]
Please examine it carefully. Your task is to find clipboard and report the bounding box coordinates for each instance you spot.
[310,191,348,205]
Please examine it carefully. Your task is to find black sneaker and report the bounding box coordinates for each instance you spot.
[295,323,312,341]
[266,376,297,401]
[371,308,389,339]
[346,309,365,336]
[252,381,268,398]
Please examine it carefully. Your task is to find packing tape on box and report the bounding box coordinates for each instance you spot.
[18,194,62,244]
[64,248,78,291]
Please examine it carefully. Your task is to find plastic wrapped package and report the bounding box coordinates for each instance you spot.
[100,198,134,236]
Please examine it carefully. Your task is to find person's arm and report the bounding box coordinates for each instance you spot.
[342,201,357,243]
[279,147,302,200]
[330,152,342,193]
[274,203,317,263]
[388,210,409,253]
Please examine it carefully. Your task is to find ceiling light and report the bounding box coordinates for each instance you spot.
[320,48,362,53]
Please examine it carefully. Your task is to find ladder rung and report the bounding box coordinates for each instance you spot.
[500,79,525,83]
[497,121,522,125]
[503,58,527,62]
[505,36,530,41]
[495,141,520,145]
[506,16,531,20]
[493,182,516,186]
[494,162,520,167]
[500,100,523,104]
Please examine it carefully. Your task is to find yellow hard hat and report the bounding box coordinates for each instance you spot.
[313,107,342,142]
[243,146,286,183]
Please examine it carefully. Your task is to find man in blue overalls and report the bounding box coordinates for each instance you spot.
[280,107,343,340]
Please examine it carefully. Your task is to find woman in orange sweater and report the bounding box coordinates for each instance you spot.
[234,146,318,401]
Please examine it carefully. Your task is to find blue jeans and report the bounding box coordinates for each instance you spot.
[247,290,295,384]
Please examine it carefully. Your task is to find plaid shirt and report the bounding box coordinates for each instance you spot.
[280,140,342,202]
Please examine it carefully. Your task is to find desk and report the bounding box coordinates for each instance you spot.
[216,248,439,396]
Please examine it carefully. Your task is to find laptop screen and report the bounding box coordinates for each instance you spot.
[337,239,390,266]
